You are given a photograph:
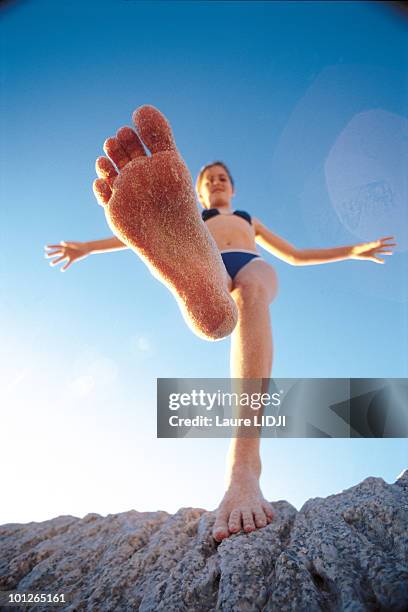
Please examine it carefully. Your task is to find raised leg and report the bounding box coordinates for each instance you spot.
[213,259,278,541]
[93,105,238,340]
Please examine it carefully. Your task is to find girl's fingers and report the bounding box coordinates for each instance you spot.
[49,255,67,266]
[361,238,395,250]
[45,244,63,250]
[45,250,62,259]
[362,247,394,256]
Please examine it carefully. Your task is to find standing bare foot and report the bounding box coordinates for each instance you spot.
[93,105,237,340]
[212,470,274,542]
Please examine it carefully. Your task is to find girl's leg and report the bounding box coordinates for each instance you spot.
[212,259,278,541]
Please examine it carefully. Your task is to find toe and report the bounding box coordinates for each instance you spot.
[95,156,118,188]
[228,509,242,534]
[116,126,146,160]
[242,510,256,533]
[93,178,112,206]
[212,510,229,542]
[213,526,229,542]
[253,507,267,529]
[262,501,274,523]
[103,137,131,170]
[132,105,177,155]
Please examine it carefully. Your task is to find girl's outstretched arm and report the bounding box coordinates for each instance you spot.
[253,218,396,266]
[44,236,128,271]
[253,218,298,264]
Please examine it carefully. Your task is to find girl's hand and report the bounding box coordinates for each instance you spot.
[44,241,91,271]
[350,236,396,264]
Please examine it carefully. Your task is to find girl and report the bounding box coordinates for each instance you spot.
[45,105,395,541]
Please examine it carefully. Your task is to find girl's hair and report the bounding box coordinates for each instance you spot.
[195,161,235,204]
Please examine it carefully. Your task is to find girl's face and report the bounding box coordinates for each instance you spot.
[199,165,234,209]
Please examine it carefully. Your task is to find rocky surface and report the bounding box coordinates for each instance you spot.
[1,471,407,611]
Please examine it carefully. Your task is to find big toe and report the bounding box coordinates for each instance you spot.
[213,523,229,542]
[132,105,177,154]
[213,511,229,542]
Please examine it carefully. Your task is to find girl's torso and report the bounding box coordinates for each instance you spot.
[202,209,258,253]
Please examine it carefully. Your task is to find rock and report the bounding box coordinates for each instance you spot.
[1,471,407,611]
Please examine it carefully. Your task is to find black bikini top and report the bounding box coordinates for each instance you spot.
[201,209,252,225]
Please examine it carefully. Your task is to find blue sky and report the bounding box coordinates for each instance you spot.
[1,0,407,524]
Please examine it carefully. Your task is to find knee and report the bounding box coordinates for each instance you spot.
[232,278,270,308]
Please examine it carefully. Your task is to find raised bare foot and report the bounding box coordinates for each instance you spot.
[212,472,274,542]
[93,105,237,340]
